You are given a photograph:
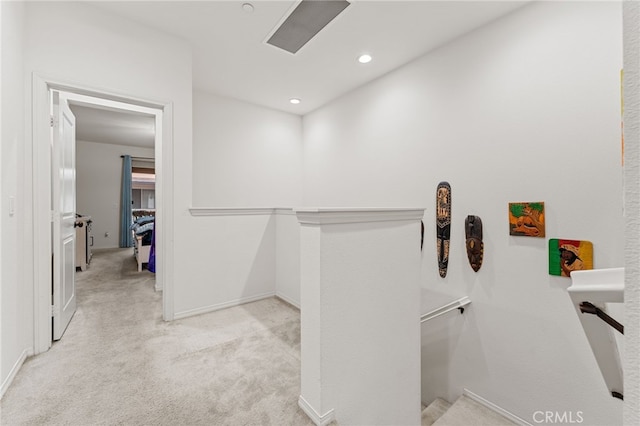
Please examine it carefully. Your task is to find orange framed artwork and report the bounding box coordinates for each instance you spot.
[508,202,545,237]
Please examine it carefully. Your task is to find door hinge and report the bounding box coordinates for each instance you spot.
[50,116,54,127]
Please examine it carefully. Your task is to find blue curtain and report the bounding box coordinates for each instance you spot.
[119,155,133,248]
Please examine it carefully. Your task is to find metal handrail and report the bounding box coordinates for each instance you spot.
[420,296,471,323]
[579,301,624,335]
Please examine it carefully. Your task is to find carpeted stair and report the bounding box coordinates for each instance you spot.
[422,395,517,426]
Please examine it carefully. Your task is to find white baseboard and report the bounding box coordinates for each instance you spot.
[173,291,276,320]
[463,388,532,426]
[298,395,335,426]
[1,349,29,399]
[276,292,300,310]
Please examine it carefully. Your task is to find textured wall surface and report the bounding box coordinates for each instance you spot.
[624,2,640,424]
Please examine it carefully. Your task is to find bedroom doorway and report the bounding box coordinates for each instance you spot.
[32,75,172,353]
[65,92,160,338]
[70,105,157,274]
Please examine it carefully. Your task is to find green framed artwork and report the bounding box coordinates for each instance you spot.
[549,239,593,277]
[509,202,545,237]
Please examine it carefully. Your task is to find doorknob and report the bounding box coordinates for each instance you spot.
[74,221,84,228]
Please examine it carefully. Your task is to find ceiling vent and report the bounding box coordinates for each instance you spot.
[266,0,350,54]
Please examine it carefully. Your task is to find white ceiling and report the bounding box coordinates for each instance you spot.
[75,0,529,147]
[70,103,156,148]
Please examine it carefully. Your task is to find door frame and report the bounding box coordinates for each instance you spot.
[32,74,175,354]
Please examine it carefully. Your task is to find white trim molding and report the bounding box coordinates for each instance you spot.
[173,292,275,320]
[32,74,53,354]
[295,207,425,226]
[0,349,29,399]
[298,395,335,426]
[463,389,532,426]
[276,293,300,310]
[274,207,296,216]
[189,207,276,216]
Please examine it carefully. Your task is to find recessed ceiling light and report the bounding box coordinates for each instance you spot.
[358,54,372,64]
[290,98,301,105]
[242,3,254,13]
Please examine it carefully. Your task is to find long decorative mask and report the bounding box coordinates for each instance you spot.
[436,182,451,278]
[465,215,483,272]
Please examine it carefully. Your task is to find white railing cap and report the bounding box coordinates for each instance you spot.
[294,207,425,225]
[568,267,624,303]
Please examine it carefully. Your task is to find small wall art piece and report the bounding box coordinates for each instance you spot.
[508,202,545,237]
[436,181,451,278]
[548,239,593,277]
[465,215,483,272]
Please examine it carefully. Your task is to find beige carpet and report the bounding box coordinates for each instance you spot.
[0,248,312,426]
[421,398,451,426]
[431,395,516,426]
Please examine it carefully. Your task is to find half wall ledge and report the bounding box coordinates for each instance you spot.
[188,207,426,223]
[188,207,278,216]
[294,207,425,225]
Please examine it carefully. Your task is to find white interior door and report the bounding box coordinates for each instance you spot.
[52,91,77,341]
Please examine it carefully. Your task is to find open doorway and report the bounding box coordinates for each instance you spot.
[54,92,160,341]
[32,75,171,353]
[69,102,157,275]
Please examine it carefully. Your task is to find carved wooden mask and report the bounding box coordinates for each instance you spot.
[465,215,483,272]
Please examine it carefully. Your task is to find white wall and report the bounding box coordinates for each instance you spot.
[192,90,303,207]
[76,140,154,250]
[22,0,192,340]
[303,2,623,424]
[174,211,276,318]
[187,91,303,314]
[1,0,28,397]
[623,1,640,424]
[171,207,302,318]
[276,209,301,308]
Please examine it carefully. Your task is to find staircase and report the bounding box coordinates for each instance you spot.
[422,395,517,426]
